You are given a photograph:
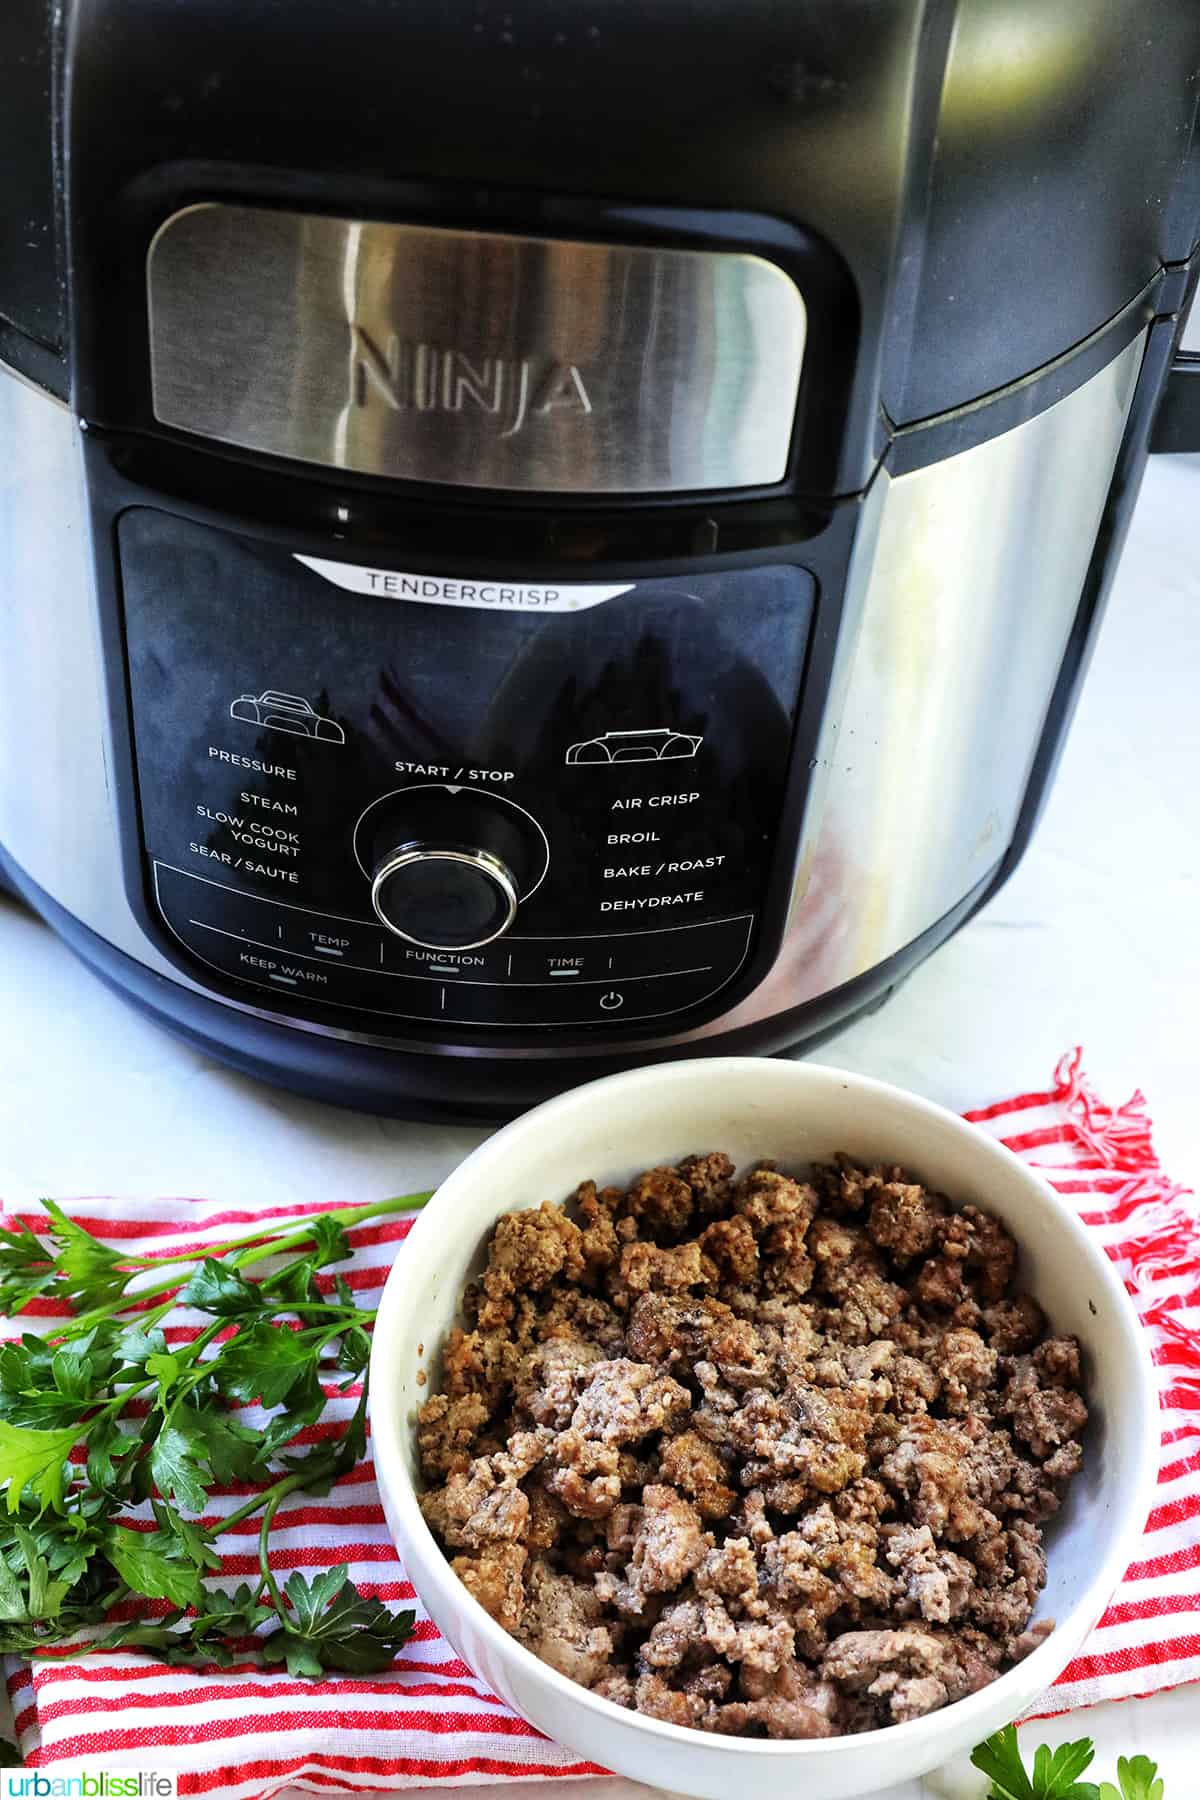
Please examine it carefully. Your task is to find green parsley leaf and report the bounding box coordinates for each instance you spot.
[1030,1739,1100,1800]
[179,1258,263,1317]
[103,1525,204,1609]
[42,1201,129,1311]
[186,1408,264,1486]
[1098,1757,1165,1800]
[0,1738,22,1767]
[116,1325,169,1366]
[85,1416,134,1497]
[144,1352,183,1394]
[0,1420,79,1515]
[262,1564,415,1678]
[0,1218,61,1313]
[50,1348,94,1404]
[213,1323,315,1407]
[335,1325,371,1378]
[308,1216,351,1267]
[971,1726,1102,1800]
[13,1523,72,1620]
[256,1362,330,1462]
[149,1420,210,1514]
[0,1552,27,1621]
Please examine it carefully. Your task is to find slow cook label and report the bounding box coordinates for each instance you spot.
[118,509,814,1031]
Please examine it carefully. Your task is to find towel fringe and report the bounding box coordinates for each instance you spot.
[1052,1046,1160,1172]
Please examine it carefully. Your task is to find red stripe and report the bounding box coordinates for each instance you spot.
[4,1200,393,1241]
[1055,1629,1200,1684]
[28,1707,546,1759]
[118,1220,413,1261]
[27,1677,513,1727]
[998,1123,1082,1154]
[205,1502,388,1534]
[1143,1492,1200,1534]
[174,1755,602,1797]
[28,1658,487,1695]
[1049,1171,1151,1190]
[190,1769,599,1800]
[1158,1380,1200,1412]
[962,1089,1056,1123]
[23,1650,469,1692]
[1123,1538,1200,1582]
[1160,1450,1200,1485]
[209,1544,407,1577]
[1075,1181,1180,1225]
[1096,1591,1200,1628]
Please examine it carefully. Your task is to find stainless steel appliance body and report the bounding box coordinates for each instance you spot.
[1,0,1198,1119]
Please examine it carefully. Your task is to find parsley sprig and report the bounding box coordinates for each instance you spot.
[972,1726,1166,1800]
[0,1195,428,1677]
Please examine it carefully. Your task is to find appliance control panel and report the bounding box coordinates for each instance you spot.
[119,510,814,1032]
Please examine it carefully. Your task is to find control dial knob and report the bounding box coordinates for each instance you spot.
[355,785,549,951]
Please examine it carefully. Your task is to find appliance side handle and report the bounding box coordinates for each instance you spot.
[1151,248,1200,453]
[1150,355,1200,452]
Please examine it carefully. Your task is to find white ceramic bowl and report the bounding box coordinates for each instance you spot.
[369,1058,1158,1800]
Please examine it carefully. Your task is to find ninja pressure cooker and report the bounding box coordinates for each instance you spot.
[2,0,1199,1120]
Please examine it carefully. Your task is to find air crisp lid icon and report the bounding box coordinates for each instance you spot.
[565,728,703,765]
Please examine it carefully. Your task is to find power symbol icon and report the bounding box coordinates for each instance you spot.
[599,991,624,1011]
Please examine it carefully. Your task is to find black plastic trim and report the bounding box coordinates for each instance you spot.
[0,840,991,1125]
[1151,359,1200,454]
[0,327,68,402]
[886,282,1159,476]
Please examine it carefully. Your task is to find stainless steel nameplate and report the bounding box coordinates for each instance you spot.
[147,205,806,494]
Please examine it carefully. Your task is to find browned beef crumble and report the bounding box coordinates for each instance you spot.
[417,1153,1086,1738]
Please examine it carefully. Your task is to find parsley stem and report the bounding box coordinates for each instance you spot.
[122,1193,433,1274]
[207,1471,310,1540]
[267,1302,379,1320]
[61,1291,182,1340]
[257,1488,291,1613]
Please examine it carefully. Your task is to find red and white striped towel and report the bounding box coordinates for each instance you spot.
[3,1050,1197,1797]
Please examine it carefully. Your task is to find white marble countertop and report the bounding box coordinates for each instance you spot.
[0,452,1196,1795]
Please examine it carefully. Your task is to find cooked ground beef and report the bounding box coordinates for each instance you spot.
[417,1152,1086,1738]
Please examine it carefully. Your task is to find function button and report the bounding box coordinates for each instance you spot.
[383,940,511,983]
